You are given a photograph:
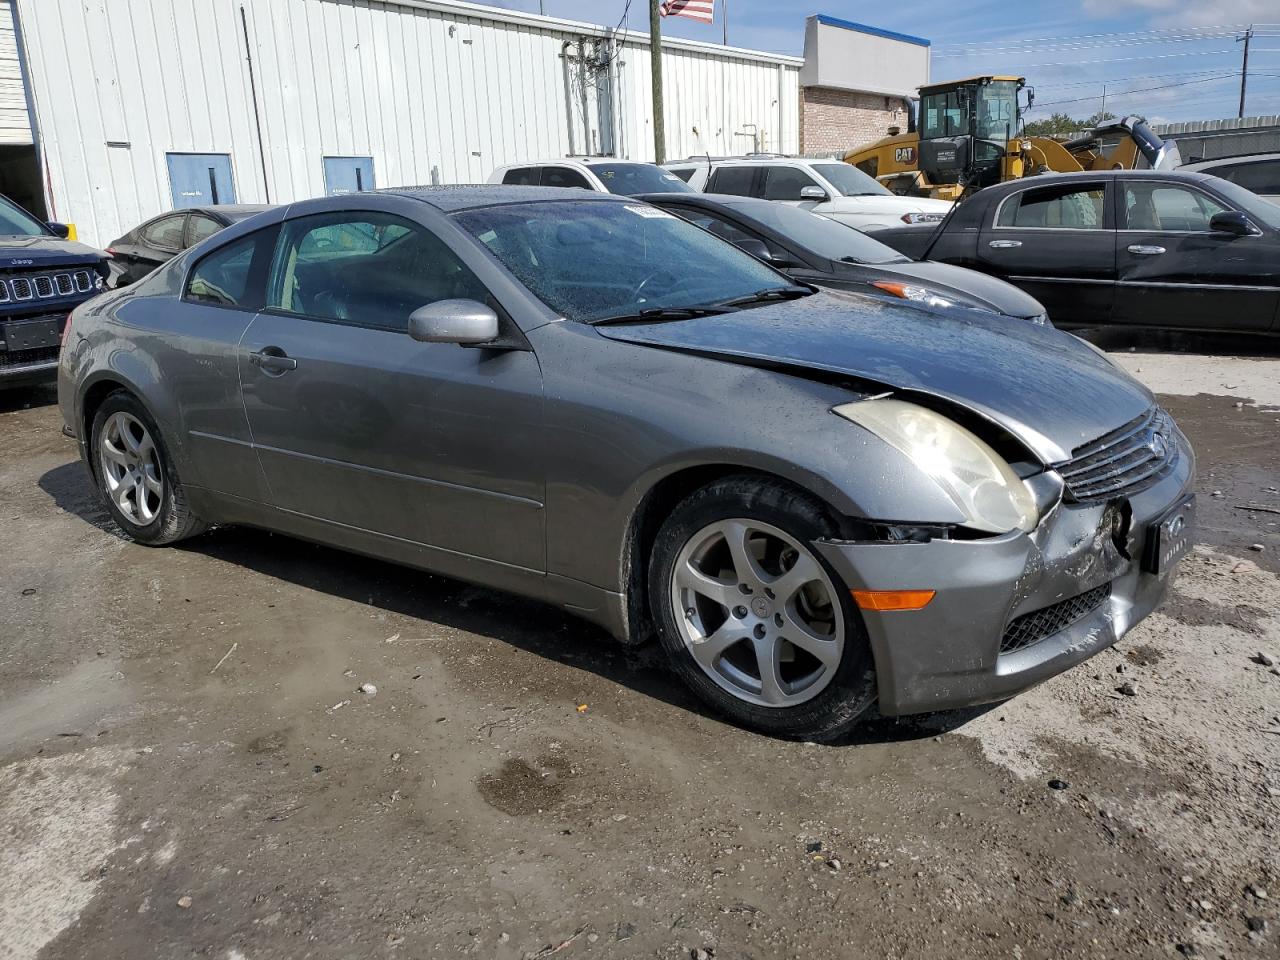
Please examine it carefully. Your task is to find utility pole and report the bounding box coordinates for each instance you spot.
[650,0,665,163]
[1238,25,1253,119]
[723,0,728,46]
[1100,82,1106,118]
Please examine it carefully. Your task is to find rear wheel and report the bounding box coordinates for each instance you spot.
[91,391,207,545]
[649,476,876,740]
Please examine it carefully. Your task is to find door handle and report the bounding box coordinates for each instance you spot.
[249,348,297,373]
[1127,244,1166,256]
[988,239,1022,248]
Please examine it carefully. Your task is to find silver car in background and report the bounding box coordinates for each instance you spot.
[59,187,1195,740]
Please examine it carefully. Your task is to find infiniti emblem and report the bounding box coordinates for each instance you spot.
[1149,431,1169,458]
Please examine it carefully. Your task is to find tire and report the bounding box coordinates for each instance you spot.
[90,390,207,545]
[648,475,876,741]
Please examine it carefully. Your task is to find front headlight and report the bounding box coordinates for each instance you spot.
[870,280,954,309]
[833,398,1038,534]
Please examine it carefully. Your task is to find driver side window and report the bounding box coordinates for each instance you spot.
[266,212,489,332]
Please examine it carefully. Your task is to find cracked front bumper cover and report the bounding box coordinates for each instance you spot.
[815,444,1194,716]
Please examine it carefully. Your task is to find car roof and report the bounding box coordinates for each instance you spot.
[377,184,630,211]
[203,204,273,221]
[496,158,655,169]
[1181,153,1280,169]
[976,168,1220,195]
[701,157,823,167]
[636,192,773,212]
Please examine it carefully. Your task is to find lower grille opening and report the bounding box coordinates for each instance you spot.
[1000,582,1112,655]
[0,345,59,369]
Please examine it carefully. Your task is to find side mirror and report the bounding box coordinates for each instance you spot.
[733,237,772,262]
[408,299,499,345]
[799,185,828,202]
[1208,211,1255,237]
[46,222,70,239]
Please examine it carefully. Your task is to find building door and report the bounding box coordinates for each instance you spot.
[166,153,236,208]
[323,156,375,196]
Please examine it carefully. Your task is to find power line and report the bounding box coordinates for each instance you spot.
[934,23,1280,56]
[1029,73,1244,109]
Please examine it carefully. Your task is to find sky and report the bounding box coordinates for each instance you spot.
[491,0,1280,124]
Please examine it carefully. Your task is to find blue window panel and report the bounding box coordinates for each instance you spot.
[166,153,236,208]
[323,156,376,196]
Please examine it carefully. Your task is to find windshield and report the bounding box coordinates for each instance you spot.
[591,163,695,197]
[1203,177,1280,230]
[809,163,890,197]
[0,195,49,237]
[726,201,908,264]
[455,200,792,323]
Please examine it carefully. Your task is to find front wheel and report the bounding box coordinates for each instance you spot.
[648,476,876,740]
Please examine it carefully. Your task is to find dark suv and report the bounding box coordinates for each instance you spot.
[0,194,107,388]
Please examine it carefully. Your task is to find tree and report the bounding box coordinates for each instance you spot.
[1022,110,1116,137]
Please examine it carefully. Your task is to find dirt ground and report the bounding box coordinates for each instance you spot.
[1,347,1277,960]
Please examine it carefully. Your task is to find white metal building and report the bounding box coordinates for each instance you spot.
[8,0,802,247]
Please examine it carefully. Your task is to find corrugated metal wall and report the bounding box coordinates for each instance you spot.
[15,0,801,246]
[0,0,31,144]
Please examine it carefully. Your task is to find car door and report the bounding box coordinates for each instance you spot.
[237,207,546,572]
[976,180,1115,327]
[1113,179,1280,332]
[156,219,282,504]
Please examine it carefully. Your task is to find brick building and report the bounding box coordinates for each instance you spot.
[798,17,929,156]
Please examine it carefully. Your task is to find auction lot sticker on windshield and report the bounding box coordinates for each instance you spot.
[625,205,674,218]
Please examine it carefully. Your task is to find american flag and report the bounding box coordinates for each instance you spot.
[660,0,715,24]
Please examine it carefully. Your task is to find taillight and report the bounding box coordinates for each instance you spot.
[60,312,72,349]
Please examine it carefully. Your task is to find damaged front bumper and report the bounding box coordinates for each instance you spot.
[815,448,1195,716]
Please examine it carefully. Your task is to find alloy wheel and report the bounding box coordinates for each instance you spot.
[671,518,845,708]
[98,411,163,526]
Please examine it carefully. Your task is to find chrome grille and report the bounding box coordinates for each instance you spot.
[1001,582,1112,654]
[1053,407,1178,503]
[0,268,95,303]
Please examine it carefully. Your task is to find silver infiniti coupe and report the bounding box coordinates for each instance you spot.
[58,187,1196,739]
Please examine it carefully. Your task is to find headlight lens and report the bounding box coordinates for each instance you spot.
[833,398,1038,533]
[1028,312,1050,326]
[870,280,955,309]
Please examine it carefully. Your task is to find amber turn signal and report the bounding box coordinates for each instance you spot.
[851,589,937,611]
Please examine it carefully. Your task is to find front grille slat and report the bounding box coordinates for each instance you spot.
[1053,406,1178,503]
[1001,582,1112,654]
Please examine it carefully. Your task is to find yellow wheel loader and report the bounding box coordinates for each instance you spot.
[844,76,1182,200]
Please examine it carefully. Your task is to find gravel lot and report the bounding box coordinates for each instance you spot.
[2,348,1277,960]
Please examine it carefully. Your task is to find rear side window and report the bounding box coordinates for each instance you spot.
[185,225,278,309]
[502,167,540,186]
[707,166,759,196]
[997,184,1107,229]
[266,212,489,332]
[667,167,697,183]
[142,214,187,250]
[541,167,593,190]
[1209,159,1280,196]
[763,166,819,201]
[187,215,223,247]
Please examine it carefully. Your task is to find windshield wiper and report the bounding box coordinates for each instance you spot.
[589,305,738,326]
[716,286,812,308]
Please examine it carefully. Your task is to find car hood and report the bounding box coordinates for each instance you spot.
[0,236,106,268]
[839,259,1047,319]
[594,290,1152,463]
[820,195,953,215]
